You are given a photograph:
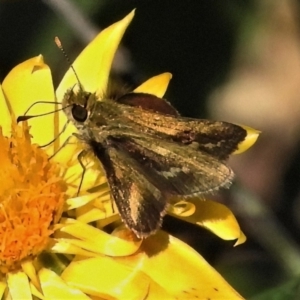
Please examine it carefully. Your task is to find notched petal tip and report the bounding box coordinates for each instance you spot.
[31,55,49,73]
[19,55,48,74]
[2,56,56,149]
[34,54,45,65]
[234,125,261,154]
[234,231,247,246]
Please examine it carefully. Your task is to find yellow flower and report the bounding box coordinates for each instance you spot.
[0,65,91,298]
[0,121,65,274]
[0,10,259,299]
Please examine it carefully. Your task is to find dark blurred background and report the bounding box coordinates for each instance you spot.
[2,0,300,298]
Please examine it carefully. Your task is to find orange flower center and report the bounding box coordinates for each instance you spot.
[0,122,66,273]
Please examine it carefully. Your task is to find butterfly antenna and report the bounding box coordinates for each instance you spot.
[54,36,83,91]
[17,105,72,123]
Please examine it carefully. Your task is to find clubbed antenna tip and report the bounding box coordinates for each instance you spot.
[54,36,83,90]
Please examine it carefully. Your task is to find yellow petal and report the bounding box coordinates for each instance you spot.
[96,214,120,229]
[58,219,142,256]
[168,200,196,217]
[55,143,103,190]
[74,193,115,224]
[0,282,6,299]
[29,282,45,300]
[2,55,57,153]
[61,256,150,299]
[143,281,174,300]
[21,260,41,293]
[169,198,246,244]
[53,135,106,192]
[63,187,113,224]
[76,207,117,224]
[39,268,90,299]
[50,129,82,168]
[133,72,172,97]
[234,125,260,154]
[56,10,135,102]
[0,84,11,136]
[234,230,247,246]
[50,239,99,257]
[64,190,109,211]
[6,271,32,300]
[119,231,244,299]
[54,11,136,162]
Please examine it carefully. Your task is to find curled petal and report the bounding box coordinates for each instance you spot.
[169,198,246,244]
[234,125,260,154]
[168,200,196,217]
[133,72,172,97]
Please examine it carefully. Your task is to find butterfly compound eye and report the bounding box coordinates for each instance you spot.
[72,105,88,122]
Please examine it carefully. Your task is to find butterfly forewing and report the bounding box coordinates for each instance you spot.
[90,98,247,160]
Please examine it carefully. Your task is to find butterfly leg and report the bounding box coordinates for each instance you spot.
[39,120,70,149]
[77,149,88,196]
[48,133,75,160]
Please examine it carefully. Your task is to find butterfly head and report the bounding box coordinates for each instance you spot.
[63,84,97,127]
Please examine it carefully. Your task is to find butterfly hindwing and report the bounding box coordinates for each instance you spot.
[106,134,234,197]
[89,139,167,238]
